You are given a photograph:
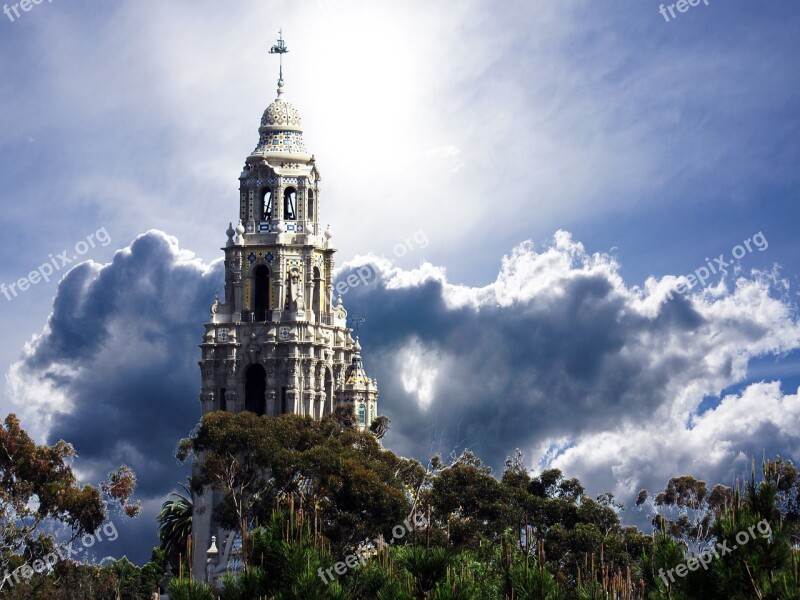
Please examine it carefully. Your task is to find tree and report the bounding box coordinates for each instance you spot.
[763,456,800,545]
[0,414,140,580]
[709,472,794,598]
[177,411,415,561]
[369,415,390,440]
[636,475,731,554]
[424,449,508,548]
[157,483,193,570]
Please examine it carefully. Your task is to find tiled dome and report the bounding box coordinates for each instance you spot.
[252,79,308,156]
[260,98,302,131]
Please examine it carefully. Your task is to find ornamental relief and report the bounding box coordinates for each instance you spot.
[200,363,215,380]
[223,359,239,378]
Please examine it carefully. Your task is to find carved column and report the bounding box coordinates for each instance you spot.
[267,390,277,417]
[285,389,298,415]
[324,255,334,312]
[225,390,240,413]
[273,251,285,320]
[200,391,215,415]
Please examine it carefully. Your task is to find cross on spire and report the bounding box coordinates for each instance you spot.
[269,29,289,91]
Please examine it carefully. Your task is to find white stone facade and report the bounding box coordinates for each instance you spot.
[192,73,378,583]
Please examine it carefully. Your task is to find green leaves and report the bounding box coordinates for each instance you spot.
[178,411,412,559]
[168,576,216,600]
[157,485,193,570]
[0,413,139,572]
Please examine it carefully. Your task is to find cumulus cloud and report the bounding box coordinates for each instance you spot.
[338,230,800,500]
[551,382,800,505]
[6,228,800,559]
[7,231,221,562]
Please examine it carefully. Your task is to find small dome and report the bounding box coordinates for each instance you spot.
[251,80,309,157]
[260,98,302,131]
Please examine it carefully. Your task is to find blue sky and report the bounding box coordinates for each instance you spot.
[1,0,799,563]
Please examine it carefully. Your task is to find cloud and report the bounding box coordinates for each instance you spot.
[7,231,221,562]
[548,381,800,514]
[4,0,797,281]
[338,230,800,500]
[6,228,800,560]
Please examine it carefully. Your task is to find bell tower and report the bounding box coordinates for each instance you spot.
[193,34,378,582]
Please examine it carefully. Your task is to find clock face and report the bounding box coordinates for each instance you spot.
[218,329,228,342]
[279,326,290,341]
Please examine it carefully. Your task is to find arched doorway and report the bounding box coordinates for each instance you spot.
[253,265,270,322]
[245,364,266,416]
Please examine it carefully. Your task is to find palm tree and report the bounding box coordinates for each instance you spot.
[158,483,193,569]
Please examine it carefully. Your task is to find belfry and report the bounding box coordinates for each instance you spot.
[192,34,378,580]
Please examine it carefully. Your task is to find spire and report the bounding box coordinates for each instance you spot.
[251,30,308,159]
[345,337,374,388]
[269,29,289,99]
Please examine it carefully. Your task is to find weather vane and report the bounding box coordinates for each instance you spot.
[269,29,289,84]
[348,312,366,335]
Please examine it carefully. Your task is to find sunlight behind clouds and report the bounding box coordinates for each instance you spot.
[399,338,443,411]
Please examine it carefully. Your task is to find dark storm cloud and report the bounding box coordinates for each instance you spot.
[7,229,800,560]
[9,231,221,562]
[341,259,702,469]
[337,235,800,490]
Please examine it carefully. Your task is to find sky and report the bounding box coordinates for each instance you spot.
[1,0,800,564]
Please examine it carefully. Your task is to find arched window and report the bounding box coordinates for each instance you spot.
[253,265,270,322]
[358,404,366,426]
[307,190,314,221]
[261,188,272,221]
[284,187,297,220]
[245,364,266,416]
[324,369,333,416]
[313,267,322,318]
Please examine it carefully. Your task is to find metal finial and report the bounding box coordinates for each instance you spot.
[269,29,289,93]
[348,312,366,335]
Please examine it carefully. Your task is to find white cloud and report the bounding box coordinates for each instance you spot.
[341,230,800,506]
[550,382,800,503]
[6,226,799,557]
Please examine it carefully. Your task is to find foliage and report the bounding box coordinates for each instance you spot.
[0,413,139,581]
[0,549,166,599]
[395,546,453,596]
[177,410,421,561]
[369,415,390,440]
[636,475,731,553]
[157,483,193,570]
[7,409,800,598]
[168,576,216,600]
